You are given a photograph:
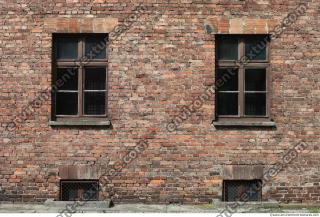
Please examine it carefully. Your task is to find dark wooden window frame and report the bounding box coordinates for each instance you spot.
[215,35,272,123]
[52,34,109,123]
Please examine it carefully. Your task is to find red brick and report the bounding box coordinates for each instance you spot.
[0,0,318,205]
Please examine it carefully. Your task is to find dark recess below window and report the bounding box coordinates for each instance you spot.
[223,180,262,202]
[60,180,99,201]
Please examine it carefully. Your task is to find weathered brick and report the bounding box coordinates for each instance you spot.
[229,19,244,34]
[0,0,318,205]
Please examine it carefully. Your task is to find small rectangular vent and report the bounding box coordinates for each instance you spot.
[223,180,262,202]
[60,180,99,201]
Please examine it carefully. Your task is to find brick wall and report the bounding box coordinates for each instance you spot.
[0,0,319,203]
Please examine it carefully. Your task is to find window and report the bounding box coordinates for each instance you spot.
[216,35,270,121]
[60,180,99,201]
[52,34,108,122]
[223,180,262,202]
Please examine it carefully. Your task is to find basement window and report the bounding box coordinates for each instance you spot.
[222,180,262,202]
[60,180,99,201]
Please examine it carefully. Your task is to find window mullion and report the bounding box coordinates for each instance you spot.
[79,37,85,116]
[105,65,108,118]
[239,40,245,117]
[266,65,270,117]
[78,66,83,117]
[239,67,244,117]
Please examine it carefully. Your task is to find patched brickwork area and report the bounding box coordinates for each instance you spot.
[0,0,319,204]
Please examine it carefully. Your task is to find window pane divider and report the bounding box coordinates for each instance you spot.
[218,63,269,68]
[56,90,78,93]
[239,39,245,117]
[79,66,84,117]
[218,91,239,93]
[243,63,269,68]
[84,90,107,92]
[81,62,108,67]
[82,59,108,62]
[217,62,238,67]
[244,91,267,93]
[56,62,108,67]
[55,62,79,67]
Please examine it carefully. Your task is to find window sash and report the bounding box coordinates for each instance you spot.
[217,66,269,118]
[216,36,270,118]
[54,66,108,118]
[53,35,108,119]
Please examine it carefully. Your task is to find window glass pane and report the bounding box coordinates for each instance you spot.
[56,68,78,90]
[245,69,266,91]
[245,93,266,116]
[85,36,107,59]
[217,68,238,91]
[56,92,78,115]
[56,38,78,59]
[217,37,238,60]
[245,37,268,60]
[84,92,105,115]
[85,68,106,90]
[218,93,238,115]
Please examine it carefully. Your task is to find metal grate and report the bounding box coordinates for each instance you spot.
[60,180,99,201]
[223,180,262,202]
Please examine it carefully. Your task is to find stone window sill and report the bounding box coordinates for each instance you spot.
[212,120,276,127]
[49,120,111,127]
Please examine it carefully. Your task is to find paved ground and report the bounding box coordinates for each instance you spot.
[0,203,320,213]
